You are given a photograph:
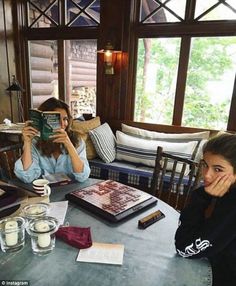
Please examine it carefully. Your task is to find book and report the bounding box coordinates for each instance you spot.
[29,109,61,140]
[42,173,72,186]
[0,184,29,218]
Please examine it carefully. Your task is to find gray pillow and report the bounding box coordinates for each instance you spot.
[89,123,116,163]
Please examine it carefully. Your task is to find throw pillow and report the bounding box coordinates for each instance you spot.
[116,131,198,174]
[89,123,116,163]
[121,123,210,162]
[71,116,101,159]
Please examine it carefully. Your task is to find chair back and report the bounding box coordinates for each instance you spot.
[0,143,23,180]
[150,146,201,211]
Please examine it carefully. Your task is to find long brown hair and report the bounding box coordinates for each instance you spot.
[36,97,79,156]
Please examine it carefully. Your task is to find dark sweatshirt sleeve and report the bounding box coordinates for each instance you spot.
[175,187,236,259]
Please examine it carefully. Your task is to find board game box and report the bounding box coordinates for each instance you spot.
[65,180,157,222]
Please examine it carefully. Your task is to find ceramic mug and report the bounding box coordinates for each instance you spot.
[32,179,51,196]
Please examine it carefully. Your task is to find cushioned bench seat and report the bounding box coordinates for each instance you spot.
[89,158,154,192]
[88,158,193,193]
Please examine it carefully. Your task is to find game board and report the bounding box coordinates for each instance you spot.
[65,180,157,222]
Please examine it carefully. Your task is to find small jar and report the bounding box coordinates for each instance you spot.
[26,216,59,255]
[0,216,26,253]
[22,203,50,221]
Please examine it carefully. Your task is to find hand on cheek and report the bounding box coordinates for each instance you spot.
[205,174,235,197]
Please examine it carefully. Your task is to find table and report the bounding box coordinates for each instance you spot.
[0,124,23,146]
[0,178,212,286]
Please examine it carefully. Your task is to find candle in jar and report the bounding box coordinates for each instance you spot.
[35,221,50,248]
[28,206,43,215]
[5,220,18,246]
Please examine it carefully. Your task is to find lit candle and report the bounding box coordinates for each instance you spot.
[5,221,18,246]
[35,221,50,248]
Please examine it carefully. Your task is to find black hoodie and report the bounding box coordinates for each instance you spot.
[175,186,236,286]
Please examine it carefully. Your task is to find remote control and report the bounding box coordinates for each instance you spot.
[138,210,165,229]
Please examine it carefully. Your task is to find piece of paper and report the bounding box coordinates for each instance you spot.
[76,242,124,265]
[48,201,68,225]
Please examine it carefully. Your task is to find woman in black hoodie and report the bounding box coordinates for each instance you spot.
[175,133,236,286]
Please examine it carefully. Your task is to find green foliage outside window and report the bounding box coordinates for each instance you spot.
[135,37,236,129]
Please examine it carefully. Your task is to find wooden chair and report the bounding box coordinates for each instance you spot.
[0,143,23,180]
[150,146,201,211]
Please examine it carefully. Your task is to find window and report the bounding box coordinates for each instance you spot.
[183,37,236,129]
[29,40,58,108]
[135,38,181,125]
[25,0,100,116]
[65,39,97,118]
[135,0,236,130]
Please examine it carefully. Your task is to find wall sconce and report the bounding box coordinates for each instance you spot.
[98,42,122,75]
[6,75,24,122]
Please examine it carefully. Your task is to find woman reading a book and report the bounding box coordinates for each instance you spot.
[175,133,236,285]
[14,97,90,183]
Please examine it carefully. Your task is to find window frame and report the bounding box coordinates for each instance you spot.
[133,0,236,131]
[20,0,100,109]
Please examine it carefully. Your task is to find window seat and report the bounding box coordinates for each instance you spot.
[88,158,194,193]
[89,158,153,192]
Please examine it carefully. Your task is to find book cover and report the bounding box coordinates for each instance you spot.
[29,109,61,140]
[43,173,72,186]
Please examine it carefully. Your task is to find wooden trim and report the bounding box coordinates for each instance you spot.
[136,21,236,38]
[121,0,138,120]
[227,73,236,131]
[185,0,196,21]
[125,0,140,121]
[58,39,65,101]
[24,27,99,40]
[12,0,31,117]
[108,119,219,136]
[172,37,191,125]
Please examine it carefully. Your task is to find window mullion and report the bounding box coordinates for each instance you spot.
[58,39,65,101]
[172,36,191,126]
[227,73,236,131]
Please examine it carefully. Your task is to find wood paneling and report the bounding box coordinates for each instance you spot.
[0,0,18,123]
[96,0,132,123]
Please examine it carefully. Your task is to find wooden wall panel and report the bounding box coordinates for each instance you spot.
[0,0,18,123]
[96,0,132,123]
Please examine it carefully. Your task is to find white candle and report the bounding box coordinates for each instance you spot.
[28,206,43,215]
[35,221,50,248]
[5,221,18,246]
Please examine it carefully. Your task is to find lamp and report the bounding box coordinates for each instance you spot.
[6,75,24,122]
[98,42,122,75]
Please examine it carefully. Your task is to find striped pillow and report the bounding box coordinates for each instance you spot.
[89,123,116,163]
[116,131,198,174]
[121,123,210,162]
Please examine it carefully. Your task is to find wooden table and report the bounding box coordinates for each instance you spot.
[0,123,23,146]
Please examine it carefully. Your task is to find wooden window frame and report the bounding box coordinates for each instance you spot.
[132,0,236,131]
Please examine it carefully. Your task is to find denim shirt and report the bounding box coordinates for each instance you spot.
[14,139,90,183]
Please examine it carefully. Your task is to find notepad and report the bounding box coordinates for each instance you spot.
[48,201,68,225]
[76,242,124,265]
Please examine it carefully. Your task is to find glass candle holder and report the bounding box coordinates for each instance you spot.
[26,216,59,256]
[22,203,50,221]
[0,217,26,253]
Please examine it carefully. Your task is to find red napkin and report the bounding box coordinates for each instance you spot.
[55,226,92,249]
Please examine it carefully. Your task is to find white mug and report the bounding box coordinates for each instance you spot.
[32,179,51,196]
